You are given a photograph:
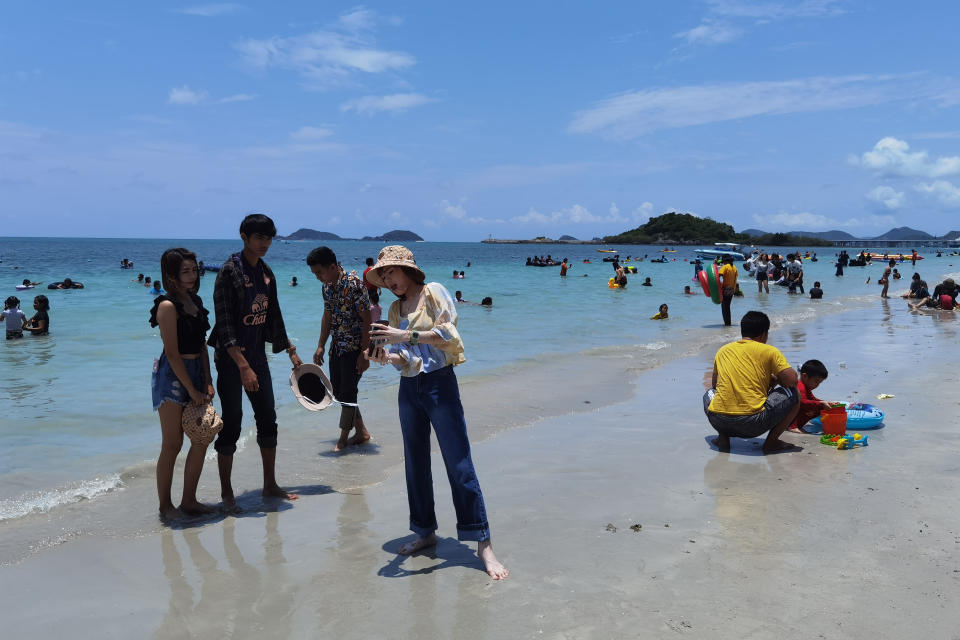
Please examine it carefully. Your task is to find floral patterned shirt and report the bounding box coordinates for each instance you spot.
[322,269,371,355]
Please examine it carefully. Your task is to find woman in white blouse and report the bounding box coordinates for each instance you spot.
[366,245,508,580]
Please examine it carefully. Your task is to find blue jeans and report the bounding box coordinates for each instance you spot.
[398,366,490,542]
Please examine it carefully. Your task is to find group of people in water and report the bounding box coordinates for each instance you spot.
[148,214,508,580]
[2,294,50,339]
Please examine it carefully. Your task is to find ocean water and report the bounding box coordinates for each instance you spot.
[1,236,955,555]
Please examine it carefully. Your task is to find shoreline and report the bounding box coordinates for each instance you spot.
[0,282,924,565]
[3,294,960,637]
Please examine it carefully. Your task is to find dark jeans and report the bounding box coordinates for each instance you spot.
[721,288,734,326]
[330,349,363,430]
[398,366,490,542]
[214,352,277,455]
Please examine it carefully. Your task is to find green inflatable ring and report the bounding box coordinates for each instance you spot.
[706,263,722,304]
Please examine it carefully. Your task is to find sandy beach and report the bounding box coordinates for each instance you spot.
[4,298,960,639]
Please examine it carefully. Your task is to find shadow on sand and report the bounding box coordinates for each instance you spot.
[703,435,803,456]
[163,483,335,530]
[377,536,484,578]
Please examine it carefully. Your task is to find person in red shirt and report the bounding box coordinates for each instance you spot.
[789,359,835,432]
[362,257,378,292]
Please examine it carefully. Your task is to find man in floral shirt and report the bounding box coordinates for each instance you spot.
[307,247,372,451]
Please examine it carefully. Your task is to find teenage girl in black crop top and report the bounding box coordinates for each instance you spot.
[149,248,215,519]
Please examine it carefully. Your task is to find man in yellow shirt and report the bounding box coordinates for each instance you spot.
[702,310,801,453]
[718,255,738,326]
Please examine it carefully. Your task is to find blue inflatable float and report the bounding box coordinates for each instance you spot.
[806,402,885,431]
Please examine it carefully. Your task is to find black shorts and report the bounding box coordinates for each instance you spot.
[703,387,798,438]
[756,272,768,281]
[330,350,363,404]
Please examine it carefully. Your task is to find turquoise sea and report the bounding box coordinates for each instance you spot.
[1,236,956,557]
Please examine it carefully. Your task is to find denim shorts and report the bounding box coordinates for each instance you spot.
[703,386,798,438]
[152,352,205,410]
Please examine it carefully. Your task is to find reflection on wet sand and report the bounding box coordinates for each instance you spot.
[157,516,300,640]
[311,491,378,638]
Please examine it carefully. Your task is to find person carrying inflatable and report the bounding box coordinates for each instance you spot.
[718,256,738,326]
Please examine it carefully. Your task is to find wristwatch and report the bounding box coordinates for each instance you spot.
[410,330,420,345]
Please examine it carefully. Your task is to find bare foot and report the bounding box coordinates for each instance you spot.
[159,505,183,521]
[334,433,350,452]
[478,540,509,580]
[762,439,803,454]
[398,533,437,555]
[262,484,299,500]
[712,434,730,452]
[179,501,216,516]
[348,432,371,446]
[786,426,805,434]
[221,493,243,514]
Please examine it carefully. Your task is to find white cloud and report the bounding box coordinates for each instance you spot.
[175,4,243,17]
[634,201,654,223]
[441,199,467,220]
[569,75,915,139]
[388,211,408,224]
[340,93,434,115]
[219,93,256,103]
[916,180,960,207]
[706,0,845,20]
[867,185,905,210]
[168,85,208,105]
[852,137,960,178]
[512,203,629,226]
[675,22,742,45]
[753,211,896,230]
[438,199,505,225]
[676,0,844,47]
[235,8,414,89]
[290,126,334,140]
[337,7,377,31]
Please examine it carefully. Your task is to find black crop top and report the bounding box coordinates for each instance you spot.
[149,293,211,354]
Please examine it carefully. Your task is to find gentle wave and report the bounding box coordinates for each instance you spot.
[641,341,670,351]
[0,474,123,522]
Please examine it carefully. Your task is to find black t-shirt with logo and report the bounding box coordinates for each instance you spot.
[239,255,270,365]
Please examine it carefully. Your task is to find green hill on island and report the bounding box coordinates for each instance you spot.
[604,212,831,246]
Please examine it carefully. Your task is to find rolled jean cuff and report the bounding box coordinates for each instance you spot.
[410,518,438,538]
[214,441,238,456]
[456,522,490,542]
[256,435,278,449]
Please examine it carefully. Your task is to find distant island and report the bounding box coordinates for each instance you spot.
[481,235,603,244]
[603,213,832,246]
[603,213,960,247]
[280,228,424,242]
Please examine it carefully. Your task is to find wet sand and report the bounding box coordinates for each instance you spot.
[4,298,960,638]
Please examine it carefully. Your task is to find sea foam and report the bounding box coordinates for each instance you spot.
[0,474,123,522]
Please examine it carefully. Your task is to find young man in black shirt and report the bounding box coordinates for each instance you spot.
[209,214,303,511]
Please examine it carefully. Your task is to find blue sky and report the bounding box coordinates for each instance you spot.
[2,1,960,240]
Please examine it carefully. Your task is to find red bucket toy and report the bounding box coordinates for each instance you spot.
[820,406,847,436]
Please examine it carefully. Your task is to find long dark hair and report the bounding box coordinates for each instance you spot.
[160,248,200,295]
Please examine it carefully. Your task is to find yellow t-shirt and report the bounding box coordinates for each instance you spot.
[708,339,791,415]
[718,263,738,291]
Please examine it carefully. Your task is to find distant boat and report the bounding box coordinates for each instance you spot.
[597,249,617,253]
[694,243,747,261]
